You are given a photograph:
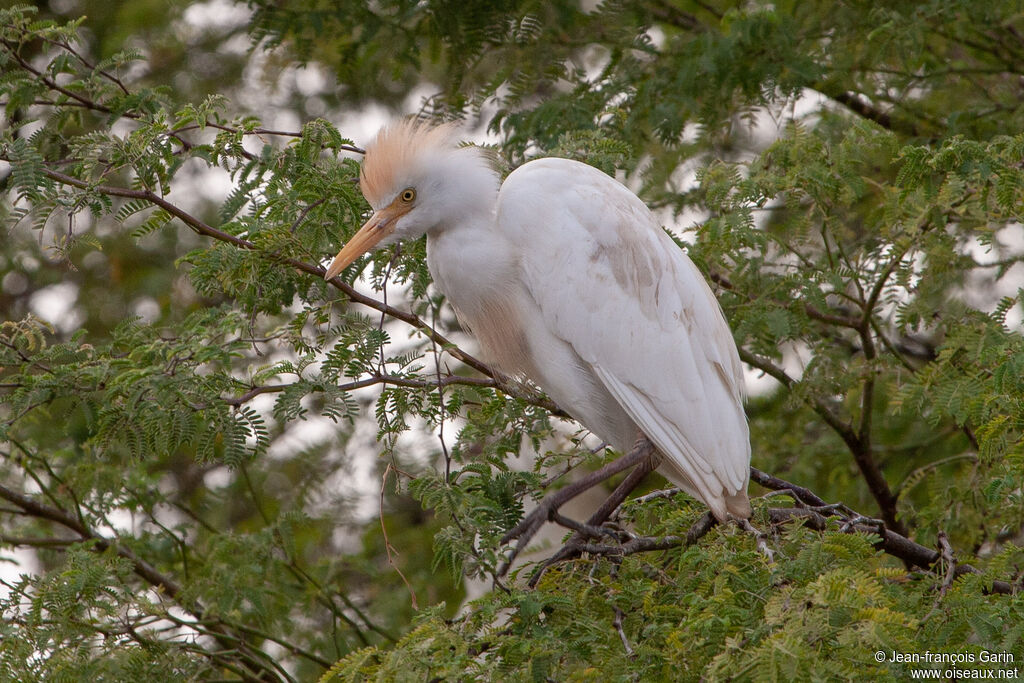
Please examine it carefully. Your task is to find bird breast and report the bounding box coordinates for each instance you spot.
[426,226,533,375]
[458,296,534,375]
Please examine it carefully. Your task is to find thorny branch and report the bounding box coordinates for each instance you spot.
[537,468,1018,596]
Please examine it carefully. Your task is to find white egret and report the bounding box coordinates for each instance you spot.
[326,119,751,569]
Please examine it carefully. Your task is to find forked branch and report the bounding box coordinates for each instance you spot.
[531,468,1017,596]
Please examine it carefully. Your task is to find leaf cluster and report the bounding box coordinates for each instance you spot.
[2,2,1024,681]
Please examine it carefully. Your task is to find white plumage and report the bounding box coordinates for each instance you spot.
[326,120,751,521]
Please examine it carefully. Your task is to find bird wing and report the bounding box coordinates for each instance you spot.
[496,158,749,517]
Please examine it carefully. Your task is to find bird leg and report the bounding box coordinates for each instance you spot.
[526,450,660,587]
[497,437,657,577]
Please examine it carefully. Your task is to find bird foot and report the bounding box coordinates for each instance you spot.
[497,439,657,577]
[550,512,631,543]
[498,506,631,580]
[524,516,640,587]
[514,507,772,587]
[497,497,568,577]
[525,533,592,587]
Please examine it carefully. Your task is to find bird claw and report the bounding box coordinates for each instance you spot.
[497,501,558,577]
[497,439,658,579]
[519,512,770,587]
[526,536,589,587]
[497,505,624,578]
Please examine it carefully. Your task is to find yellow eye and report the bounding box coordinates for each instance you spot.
[401,188,416,202]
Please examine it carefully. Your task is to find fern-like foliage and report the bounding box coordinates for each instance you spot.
[2,2,1024,681]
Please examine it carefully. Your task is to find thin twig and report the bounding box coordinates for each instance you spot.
[28,168,567,414]
[380,464,419,609]
[612,606,635,657]
[937,531,957,596]
[288,198,327,234]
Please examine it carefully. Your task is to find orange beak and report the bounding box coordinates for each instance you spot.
[324,201,408,280]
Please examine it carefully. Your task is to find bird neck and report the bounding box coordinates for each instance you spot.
[426,214,528,374]
[426,212,516,308]
[423,145,508,309]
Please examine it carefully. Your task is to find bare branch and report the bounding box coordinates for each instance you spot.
[0,534,76,548]
[749,468,827,506]
[612,606,635,657]
[751,470,1015,594]
[937,531,957,596]
[570,503,1017,596]
[538,468,1017,596]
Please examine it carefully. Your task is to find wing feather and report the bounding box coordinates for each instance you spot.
[497,158,750,516]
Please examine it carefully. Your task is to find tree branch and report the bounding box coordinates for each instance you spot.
[752,471,1012,593]
[612,606,635,657]
[31,167,567,416]
[852,315,906,535]
[644,1,703,31]
[0,481,292,681]
[568,470,1017,595]
[223,373,559,413]
[814,83,924,137]
[749,467,827,506]
[737,347,861,449]
[0,534,76,548]
[737,345,906,535]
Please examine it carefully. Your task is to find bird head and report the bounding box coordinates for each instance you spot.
[325,119,498,280]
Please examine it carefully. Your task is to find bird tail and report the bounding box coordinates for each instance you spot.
[653,457,751,522]
[724,490,752,520]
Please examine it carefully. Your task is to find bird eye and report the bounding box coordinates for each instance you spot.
[401,188,416,202]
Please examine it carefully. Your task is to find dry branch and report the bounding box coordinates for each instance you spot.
[537,469,1019,596]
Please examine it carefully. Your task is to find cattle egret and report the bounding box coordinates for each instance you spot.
[326,119,751,569]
